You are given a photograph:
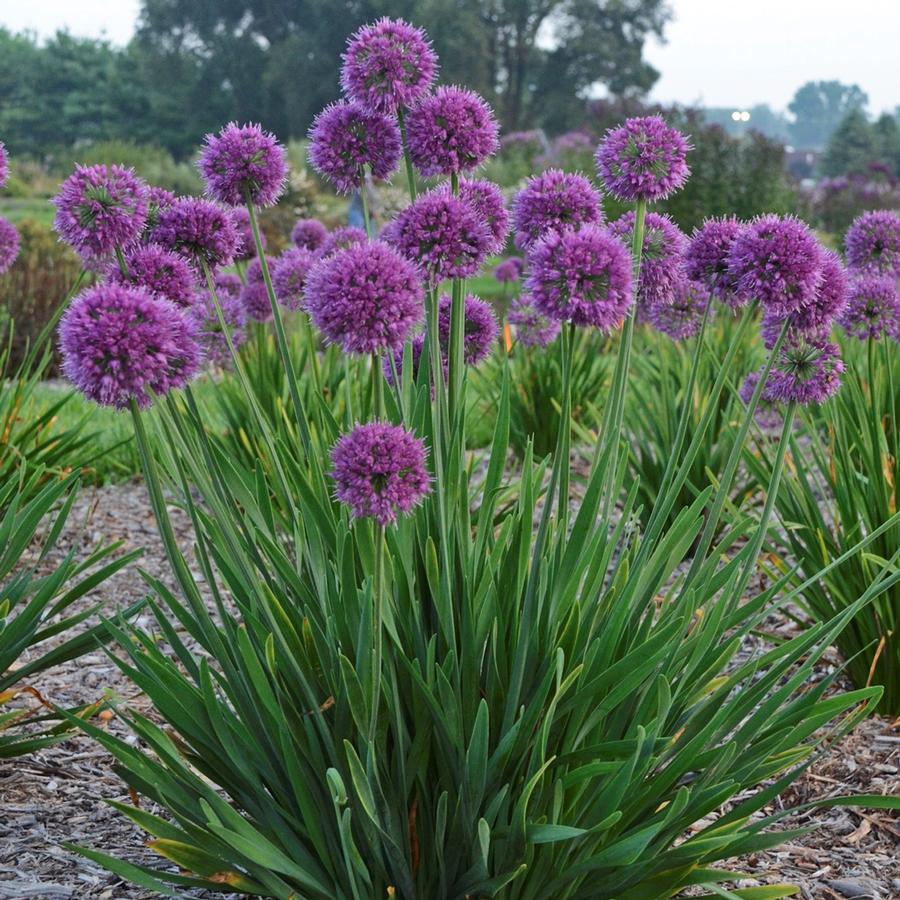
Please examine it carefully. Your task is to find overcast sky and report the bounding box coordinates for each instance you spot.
[1,0,897,115]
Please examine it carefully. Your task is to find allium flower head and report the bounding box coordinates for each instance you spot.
[198,122,287,207]
[512,169,603,250]
[341,17,438,115]
[188,275,248,367]
[609,210,686,307]
[383,189,490,284]
[595,115,691,202]
[53,164,149,261]
[231,207,263,260]
[844,210,900,277]
[438,293,499,365]
[647,279,709,340]
[59,283,201,409]
[406,86,499,177]
[308,100,402,194]
[319,225,367,258]
[291,218,328,252]
[0,142,8,189]
[108,243,196,308]
[331,421,431,526]
[838,275,900,340]
[525,224,633,330]
[447,179,509,255]
[764,339,844,406]
[508,295,561,347]
[0,217,20,273]
[304,241,424,354]
[143,186,176,239]
[727,215,824,316]
[239,256,277,322]
[684,217,745,305]
[151,197,239,271]
[495,257,524,284]
[245,255,275,285]
[272,247,316,311]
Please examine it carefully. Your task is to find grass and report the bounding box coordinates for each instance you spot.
[0,197,55,227]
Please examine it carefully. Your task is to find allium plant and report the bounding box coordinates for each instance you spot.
[511,169,603,250]
[839,274,900,340]
[684,216,745,306]
[319,224,367,257]
[231,206,263,260]
[150,197,239,271]
[272,246,317,311]
[844,208,900,277]
[107,243,196,307]
[291,217,328,252]
[0,216,19,273]
[66,31,899,900]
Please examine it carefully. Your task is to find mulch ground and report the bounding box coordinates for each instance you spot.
[1,483,897,899]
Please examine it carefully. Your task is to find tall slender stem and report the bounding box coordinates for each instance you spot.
[372,351,384,420]
[369,523,385,745]
[397,108,418,201]
[114,245,130,278]
[556,323,575,536]
[360,169,373,240]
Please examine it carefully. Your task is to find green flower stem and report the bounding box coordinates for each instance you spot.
[556,323,575,535]
[372,351,384,420]
[114,245,130,278]
[360,168,373,240]
[369,523,385,746]
[397,108,418,201]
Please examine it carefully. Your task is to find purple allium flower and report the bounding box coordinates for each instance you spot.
[0,217,20,273]
[304,241,424,354]
[508,295,561,347]
[308,100,402,194]
[437,293,499,365]
[511,169,603,250]
[230,207,263,260]
[340,17,438,116]
[151,197,239,272]
[291,218,328,252]
[726,215,824,316]
[495,257,524,284]
[198,122,287,207]
[739,371,784,431]
[406,86,499,177]
[331,421,431,526]
[609,210,686,306]
[53,164,149,261]
[272,247,316,311]
[0,142,8,189]
[684,217,745,305]
[525,224,633,330]
[58,283,201,409]
[383,189,490,284]
[838,275,900,340]
[238,256,277,322]
[844,210,900,277]
[188,277,248,367]
[647,279,709,340]
[764,339,844,406]
[318,225,368,258]
[447,179,509,255]
[143,186,176,239]
[595,115,691,203]
[107,243,196,308]
[245,255,276,285]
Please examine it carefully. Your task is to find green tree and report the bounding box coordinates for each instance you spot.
[822,107,879,177]
[788,80,868,150]
[873,112,900,177]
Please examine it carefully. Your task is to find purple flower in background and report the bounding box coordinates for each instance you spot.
[53,164,149,261]
[845,209,900,277]
[304,241,423,354]
[508,295,561,347]
[609,210,686,307]
[764,339,844,406]
[406,86,499,177]
[291,218,328,252]
[437,293,499,365]
[198,122,287,207]
[231,207,263,260]
[383,190,490,284]
[143,186,176,238]
[318,225,368,258]
[0,142,8,189]
[189,277,248,367]
[308,100,402,194]
[107,243,196,308]
[272,247,316,311]
[838,275,900,340]
[58,283,201,409]
[739,372,784,431]
[151,197,239,271]
[0,217,20,273]
[512,169,603,250]
[245,255,276,285]
[525,224,633,330]
[341,17,438,116]
[727,215,824,316]
[448,179,509,255]
[684,217,745,305]
[239,281,272,322]
[595,116,691,202]
[495,257,524,284]
[647,279,709,340]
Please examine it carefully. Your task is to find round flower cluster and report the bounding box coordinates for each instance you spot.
[303,241,423,354]
[508,295,561,347]
[525,224,633,330]
[341,17,438,115]
[448,179,509,255]
[319,225,367,258]
[231,207,263,260]
[406,86,499,177]
[188,275,248,367]
[383,190,490,284]
[331,421,431,526]
[437,293,498,365]
[512,169,602,250]
[291,218,328,252]
[838,275,900,341]
[647,279,709,340]
[239,255,277,322]
[595,115,691,202]
[763,339,844,406]
[151,197,239,271]
[107,243,196,308]
[0,217,20,273]
[143,186,176,239]
[59,283,201,409]
[684,217,745,306]
[844,209,900,278]
[272,247,316,311]
[608,210,686,307]
[308,100,402,193]
[198,122,287,207]
[54,164,149,261]
[495,257,524,284]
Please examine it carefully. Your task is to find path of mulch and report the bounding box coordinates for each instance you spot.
[0,483,897,899]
